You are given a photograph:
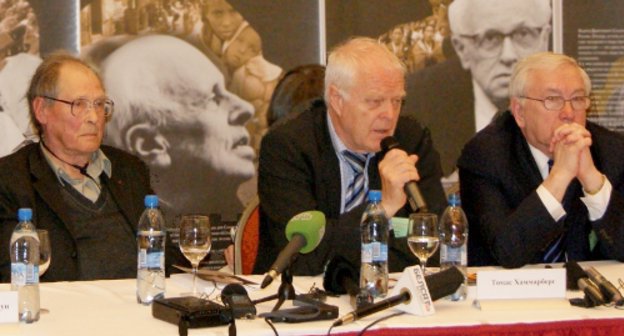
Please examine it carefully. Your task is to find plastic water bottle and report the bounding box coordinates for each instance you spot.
[10,208,40,323]
[359,190,389,302]
[137,195,166,304]
[439,193,468,301]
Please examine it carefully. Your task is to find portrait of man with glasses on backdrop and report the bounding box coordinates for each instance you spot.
[404,0,552,189]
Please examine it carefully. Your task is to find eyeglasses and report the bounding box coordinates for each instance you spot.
[42,95,114,118]
[459,26,544,58]
[519,95,591,111]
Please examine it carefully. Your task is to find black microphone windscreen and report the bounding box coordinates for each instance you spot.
[425,266,464,301]
[566,261,586,290]
[221,283,248,297]
[323,256,359,296]
[380,136,400,154]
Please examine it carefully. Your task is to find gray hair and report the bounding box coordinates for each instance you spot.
[324,37,405,102]
[27,51,102,136]
[509,52,591,98]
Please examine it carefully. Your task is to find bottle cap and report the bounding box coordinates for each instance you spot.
[144,195,159,208]
[448,193,461,206]
[367,190,381,202]
[17,208,32,221]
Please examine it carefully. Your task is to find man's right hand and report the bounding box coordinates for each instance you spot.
[377,148,419,217]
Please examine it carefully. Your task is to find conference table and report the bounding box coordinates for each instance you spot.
[1,261,623,336]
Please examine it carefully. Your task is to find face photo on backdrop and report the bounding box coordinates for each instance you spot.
[102,34,255,223]
[449,0,552,111]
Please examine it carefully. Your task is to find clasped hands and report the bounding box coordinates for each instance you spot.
[544,123,604,201]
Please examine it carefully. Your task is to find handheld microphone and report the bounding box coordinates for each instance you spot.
[323,256,361,308]
[585,266,624,306]
[261,210,326,288]
[380,136,428,212]
[332,266,463,327]
[565,261,605,307]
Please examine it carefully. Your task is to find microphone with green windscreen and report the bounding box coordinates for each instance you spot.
[261,210,326,288]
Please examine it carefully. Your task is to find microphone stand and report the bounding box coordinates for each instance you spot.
[253,256,340,323]
[272,268,296,311]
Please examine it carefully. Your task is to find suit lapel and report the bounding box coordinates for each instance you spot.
[102,168,138,233]
[317,112,342,219]
[511,121,543,191]
[30,146,76,231]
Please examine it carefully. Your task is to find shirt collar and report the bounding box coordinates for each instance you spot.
[527,143,551,180]
[327,112,348,156]
[41,144,112,186]
[326,111,374,158]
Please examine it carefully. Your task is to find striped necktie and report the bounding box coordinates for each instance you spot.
[343,150,367,212]
[543,159,565,263]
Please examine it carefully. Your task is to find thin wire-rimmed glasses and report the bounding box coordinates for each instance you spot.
[459,26,545,58]
[42,95,114,118]
[519,95,591,111]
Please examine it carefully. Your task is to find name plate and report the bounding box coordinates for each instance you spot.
[477,268,566,300]
[0,291,18,323]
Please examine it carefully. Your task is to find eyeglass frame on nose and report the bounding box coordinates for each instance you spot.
[518,95,591,111]
[458,26,546,58]
[41,95,114,118]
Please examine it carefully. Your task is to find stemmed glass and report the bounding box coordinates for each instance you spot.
[407,213,439,275]
[178,215,211,296]
[37,229,51,276]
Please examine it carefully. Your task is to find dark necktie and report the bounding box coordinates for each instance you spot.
[543,159,565,263]
[343,150,367,212]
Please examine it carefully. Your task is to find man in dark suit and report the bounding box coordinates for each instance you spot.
[405,0,552,177]
[459,52,624,268]
[0,53,175,282]
[254,37,446,275]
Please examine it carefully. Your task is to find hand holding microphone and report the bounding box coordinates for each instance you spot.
[261,210,326,288]
[380,136,428,213]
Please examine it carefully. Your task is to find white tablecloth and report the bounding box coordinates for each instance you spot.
[0,261,622,336]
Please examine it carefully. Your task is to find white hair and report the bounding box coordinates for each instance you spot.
[324,37,405,102]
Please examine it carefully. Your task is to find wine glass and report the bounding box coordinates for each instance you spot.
[178,215,211,296]
[37,229,51,276]
[407,213,439,275]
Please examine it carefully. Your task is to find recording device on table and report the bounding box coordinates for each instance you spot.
[153,284,256,336]
[152,296,230,335]
[332,266,464,327]
[566,261,623,308]
[260,210,326,288]
[380,136,428,213]
[258,292,339,323]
